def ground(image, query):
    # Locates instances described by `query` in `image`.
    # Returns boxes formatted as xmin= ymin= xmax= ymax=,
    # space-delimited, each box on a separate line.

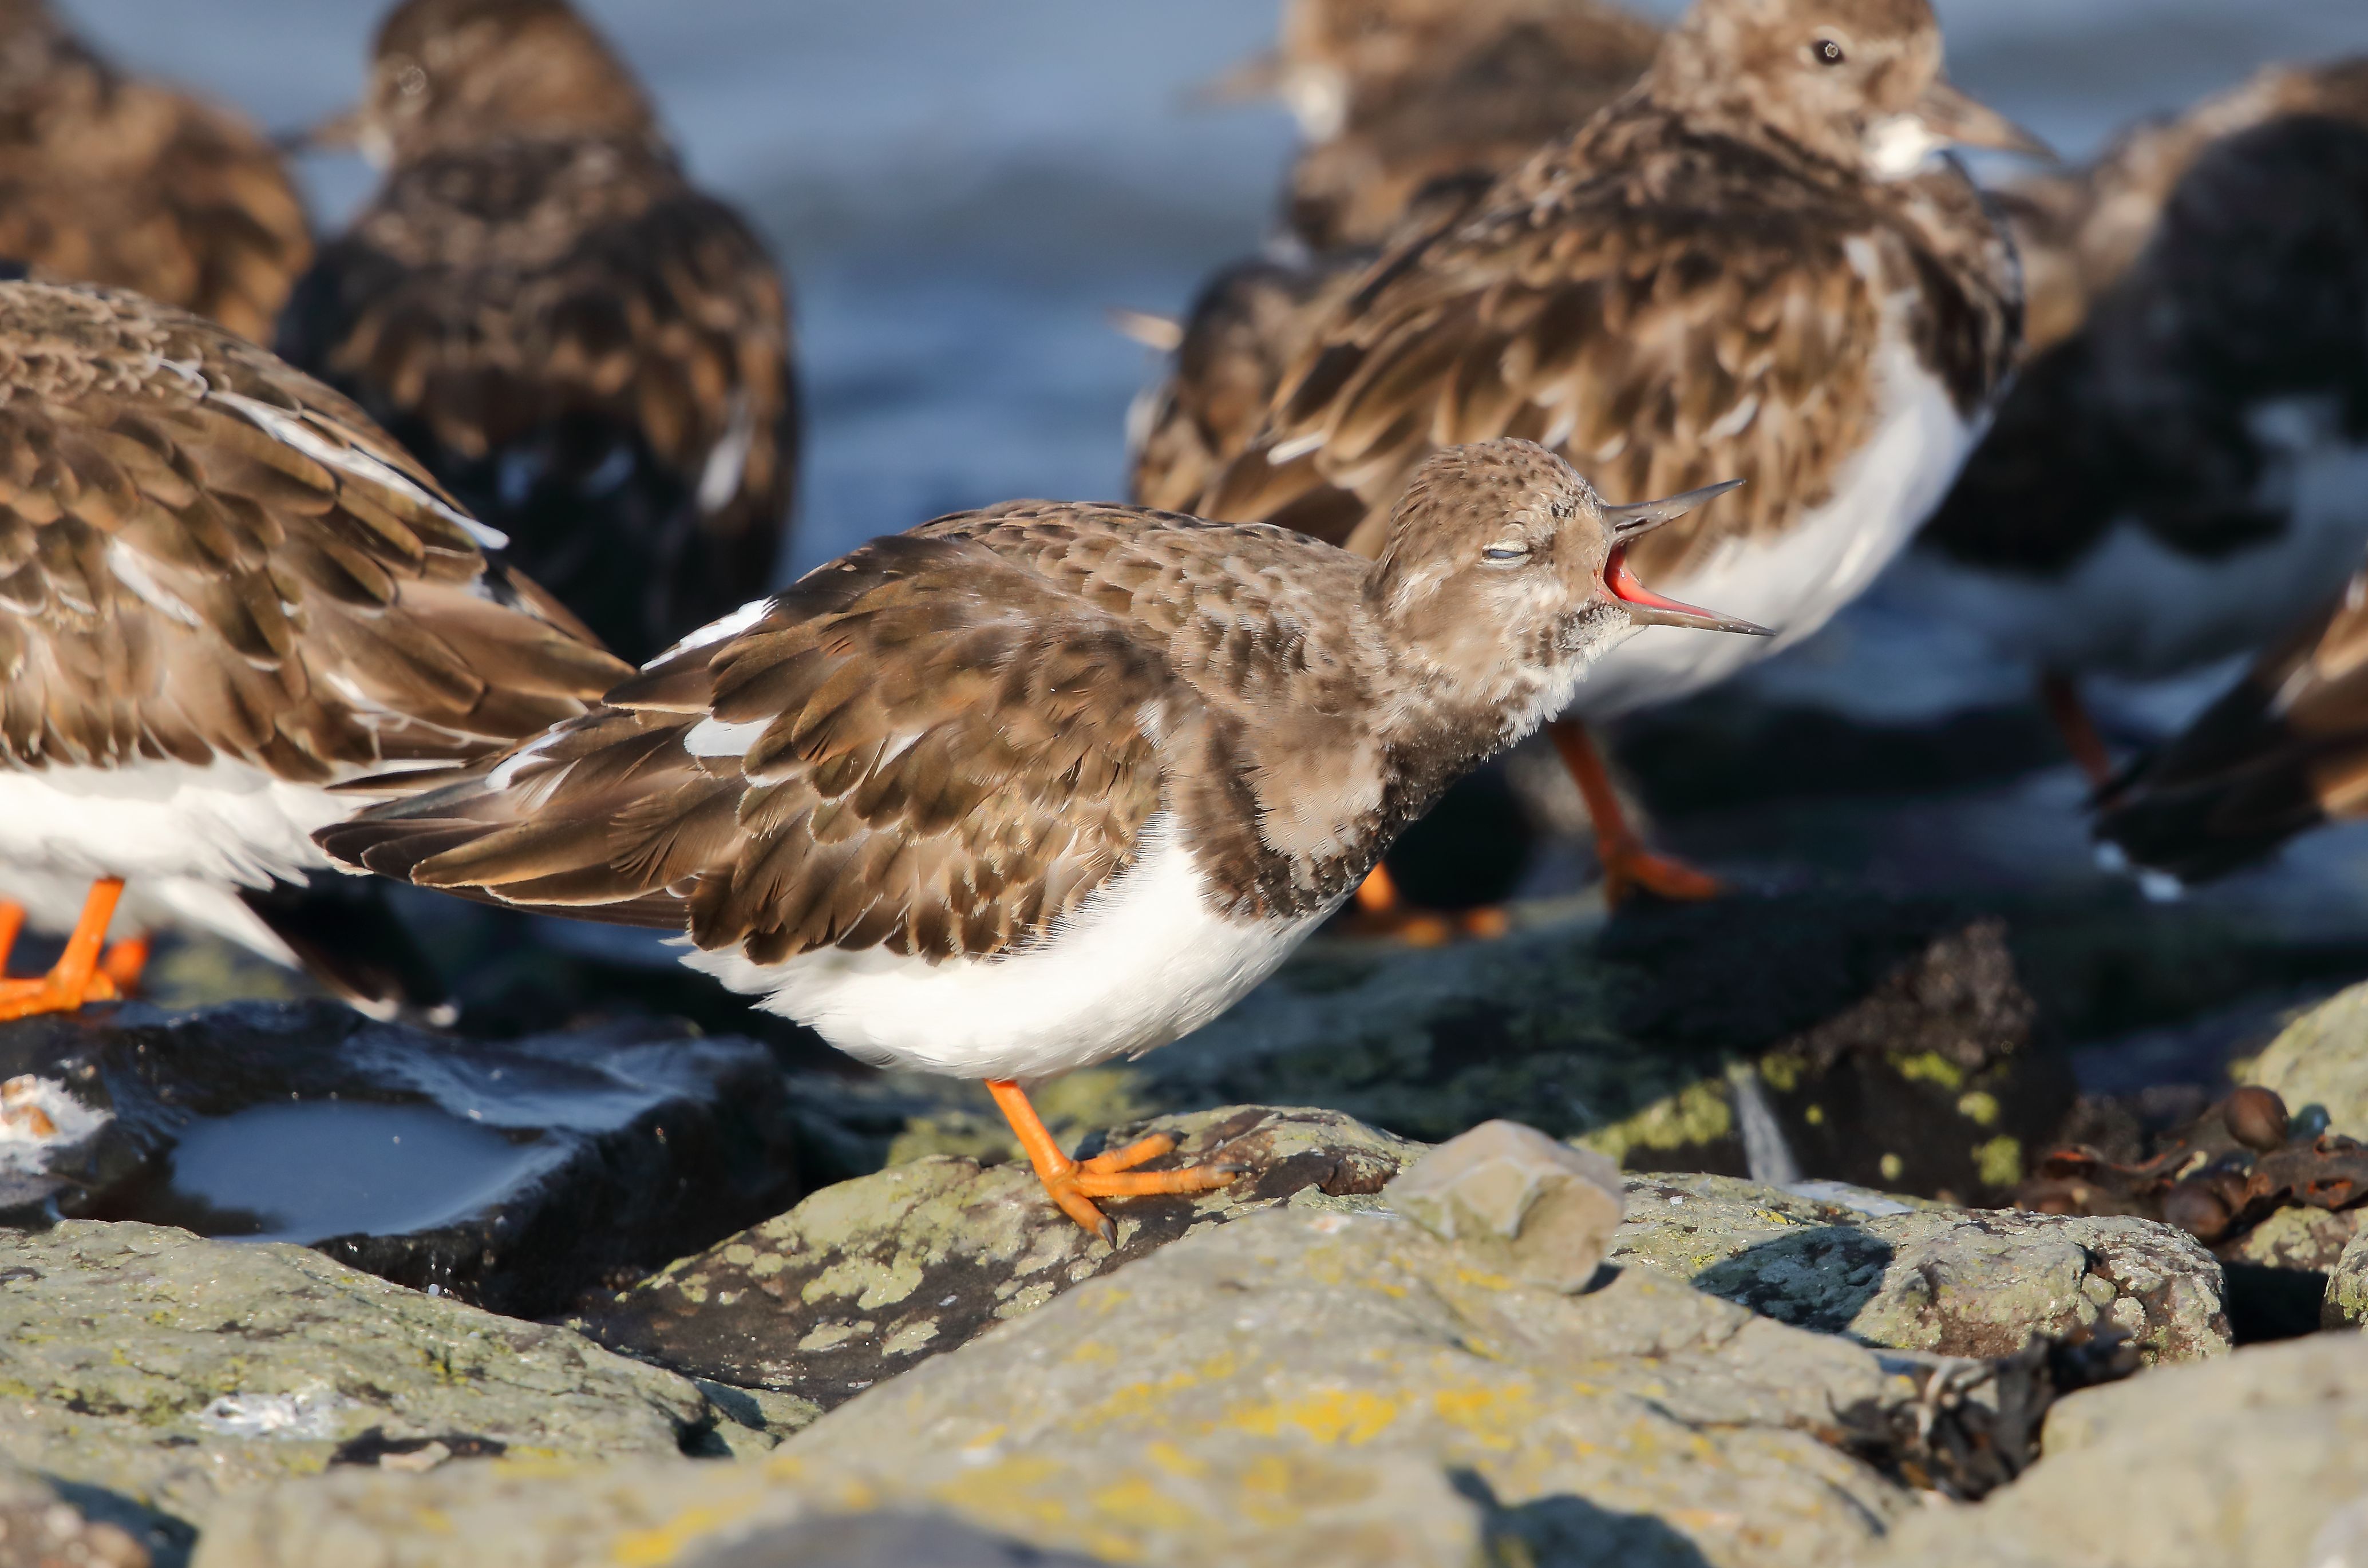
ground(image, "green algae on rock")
xmin=0 ymin=1222 xmax=722 ymax=1547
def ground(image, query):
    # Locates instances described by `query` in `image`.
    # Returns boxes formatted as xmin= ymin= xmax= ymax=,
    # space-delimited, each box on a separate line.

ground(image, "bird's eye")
xmin=396 ymin=62 xmax=428 ymax=96
xmin=1813 ymin=37 xmax=1846 ymax=65
xmin=1482 ymin=543 xmax=1531 ymax=564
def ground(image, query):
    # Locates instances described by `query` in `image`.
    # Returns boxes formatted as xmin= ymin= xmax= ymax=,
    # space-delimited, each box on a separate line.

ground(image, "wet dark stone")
xmin=0 ymin=1000 xmax=802 ymax=1318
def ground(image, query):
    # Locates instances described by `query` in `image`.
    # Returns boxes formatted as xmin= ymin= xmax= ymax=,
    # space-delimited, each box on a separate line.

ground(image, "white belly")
xmin=0 ymin=759 xmax=357 ymax=956
xmin=1571 ymin=335 xmax=1979 ymax=719
xmin=681 ymin=813 xmax=1330 ymax=1082
xmin=1888 ymin=419 xmax=2368 ymax=682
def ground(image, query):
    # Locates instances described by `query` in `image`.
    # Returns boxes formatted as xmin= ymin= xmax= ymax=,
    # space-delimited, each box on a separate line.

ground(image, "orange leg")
xmin=99 ymin=933 xmax=150 ymax=990
xmin=985 ymin=1078 xmax=1240 ymax=1242
xmin=0 ymin=877 xmax=126 ymax=1021
xmin=1548 ymin=718 xmax=1722 ymax=907
xmin=1347 ymin=863 xmax=1456 ymax=947
xmin=2039 ymin=671 xmax=2116 ymax=789
xmin=0 ymin=902 xmax=22 ymax=973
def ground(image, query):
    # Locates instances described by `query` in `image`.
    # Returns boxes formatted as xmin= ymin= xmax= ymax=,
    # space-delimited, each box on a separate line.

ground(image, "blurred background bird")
xmin=1896 ymin=58 xmax=2368 ymax=790
xmin=0 ymin=0 xmax=310 ymax=342
xmin=278 ymin=0 xmax=798 ymax=670
xmin=1138 ymin=0 xmax=2037 ymax=917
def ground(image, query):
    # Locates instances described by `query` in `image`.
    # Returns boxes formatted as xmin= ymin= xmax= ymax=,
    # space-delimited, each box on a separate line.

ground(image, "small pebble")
xmin=2224 ymin=1087 xmax=2291 ymax=1153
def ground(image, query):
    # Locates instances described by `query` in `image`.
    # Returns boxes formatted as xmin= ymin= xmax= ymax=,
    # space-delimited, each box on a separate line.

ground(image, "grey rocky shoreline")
xmin=9 ymin=884 xmax=2368 ymax=1568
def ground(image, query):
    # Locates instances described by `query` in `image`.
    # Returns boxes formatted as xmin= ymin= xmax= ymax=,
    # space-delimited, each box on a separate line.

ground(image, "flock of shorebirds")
xmin=0 ymin=0 xmax=2363 ymax=1234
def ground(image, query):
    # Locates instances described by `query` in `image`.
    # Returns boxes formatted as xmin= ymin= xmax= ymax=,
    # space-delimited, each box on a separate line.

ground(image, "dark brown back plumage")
xmin=0 ymin=279 xmax=628 ymax=784
xmin=0 ymin=0 xmax=311 ymax=342
xmin=279 ymin=0 xmax=797 ymax=668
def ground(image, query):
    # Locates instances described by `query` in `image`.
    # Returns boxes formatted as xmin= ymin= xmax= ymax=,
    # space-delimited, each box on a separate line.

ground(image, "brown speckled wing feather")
xmin=321 ymin=524 xmax=1187 ymax=965
xmin=0 ymin=283 xmax=628 ymax=781
xmin=1197 ymin=116 xmax=2015 ymax=579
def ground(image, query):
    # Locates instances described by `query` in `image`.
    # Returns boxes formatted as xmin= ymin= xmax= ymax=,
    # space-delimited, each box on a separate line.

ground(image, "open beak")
xmin=1187 ymin=49 xmax=1284 ymax=108
xmin=1599 ymin=480 xmax=1773 ymax=636
xmin=1910 ymin=78 xmax=2055 ymax=161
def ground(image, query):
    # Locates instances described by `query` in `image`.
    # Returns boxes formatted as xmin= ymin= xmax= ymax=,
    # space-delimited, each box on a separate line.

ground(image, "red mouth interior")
xmin=1604 ymin=544 xmax=1731 ymax=622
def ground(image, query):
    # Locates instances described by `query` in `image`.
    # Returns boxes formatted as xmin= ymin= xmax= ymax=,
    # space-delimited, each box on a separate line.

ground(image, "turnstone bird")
xmin=1132 ymin=0 xmax=1660 ymax=515
xmin=0 ymin=0 xmax=311 ymax=342
xmin=279 ymin=0 xmax=798 ymax=669
xmin=2093 ymin=558 xmax=2368 ymax=885
xmin=1899 ymin=60 xmax=2368 ymax=786
xmin=0 ymin=280 xmax=629 ymax=1020
xmin=317 ymin=438 xmax=1764 ymax=1236
xmin=1206 ymin=0 xmax=1662 ymax=252
xmin=1160 ymin=0 xmax=2034 ymax=904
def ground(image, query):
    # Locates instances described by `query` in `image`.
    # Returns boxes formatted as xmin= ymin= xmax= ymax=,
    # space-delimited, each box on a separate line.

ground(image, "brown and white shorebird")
xmin=1203 ymin=0 xmax=1663 ymax=253
xmin=1130 ymin=0 xmax=1661 ymax=515
xmin=0 ymin=280 xmax=628 ymax=1020
xmin=0 ymin=0 xmax=311 ymax=343
xmin=278 ymin=0 xmax=797 ymax=670
xmin=2094 ymin=556 xmax=2368 ymax=888
xmin=1896 ymin=60 xmax=2368 ymax=788
xmin=317 ymin=439 xmax=1763 ymax=1236
xmin=1144 ymin=0 xmax=2035 ymax=905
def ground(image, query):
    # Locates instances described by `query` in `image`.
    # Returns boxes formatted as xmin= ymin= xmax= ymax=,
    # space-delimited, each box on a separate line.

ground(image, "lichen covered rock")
xmin=570 ymin=1106 xmax=1419 ymax=1415
xmin=0 ymin=1222 xmax=719 ymax=1543
xmin=199 ymin=1205 xmax=2060 ymax=1568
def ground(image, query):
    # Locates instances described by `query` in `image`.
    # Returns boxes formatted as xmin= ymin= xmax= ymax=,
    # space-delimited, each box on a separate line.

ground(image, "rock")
xmin=197 ymin=1204 xmax=2074 ymax=1568
xmin=1383 ymin=1119 xmax=1623 ymax=1292
xmin=2323 ymin=1226 xmax=2368 ymax=1328
xmin=0 ymin=1459 xmax=152 ymax=1568
xmin=1616 ymin=1177 xmax=2229 ymax=1364
xmin=0 ymin=1000 xmax=801 ymax=1316
xmin=680 ymin=1514 xmax=1113 ymax=1567
xmin=571 ymin=1106 xmax=1419 ymax=1415
xmin=0 ymin=1221 xmax=726 ymax=1546
xmin=1860 ymin=1332 xmax=2368 ymax=1568
xmin=2244 ymin=980 xmax=2368 ymax=1137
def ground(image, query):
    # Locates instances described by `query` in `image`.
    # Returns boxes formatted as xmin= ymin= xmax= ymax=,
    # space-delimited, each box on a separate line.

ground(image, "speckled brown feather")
xmin=0 ymin=280 xmax=629 ymax=785
xmin=1173 ymin=0 xmax=2022 ymax=581
xmin=279 ymin=0 xmax=796 ymax=667
xmin=322 ymin=442 xmax=1648 ymax=971
xmin=0 ymin=1 xmax=311 ymax=343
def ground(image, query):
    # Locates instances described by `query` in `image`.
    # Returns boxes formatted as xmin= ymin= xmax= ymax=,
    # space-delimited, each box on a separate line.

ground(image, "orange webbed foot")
xmin=1598 ymin=843 xmax=1725 ymax=906
xmin=986 ymin=1083 xmax=1243 ymax=1241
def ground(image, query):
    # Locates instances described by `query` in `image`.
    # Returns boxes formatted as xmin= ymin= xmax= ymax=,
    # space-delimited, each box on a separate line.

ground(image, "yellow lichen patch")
xmin=1145 ymin=1440 xmax=1207 ymax=1479
xmin=1092 ymin=1353 xmax=1243 ymax=1427
xmin=1575 ymin=1078 xmax=1734 ymax=1165
xmin=802 ymin=1253 xmax=925 ymax=1312
xmin=927 ymin=1454 xmax=1076 ymax=1531
xmin=1879 ymin=1153 xmax=1905 ymax=1183
xmin=1757 ymin=1050 xmax=1807 ymax=1094
xmin=1088 ymin=1474 xmax=1199 ymax=1534
xmin=1973 ymin=1135 xmax=2023 ymax=1189
xmin=1889 ymin=1052 xmax=1967 ymax=1091
xmin=1064 ymin=1339 xmax=1121 ymax=1367
xmin=881 ymin=1318 xmax=940 ymax=1357
xmin=1228 ymin=1388 xmax=1401 ymax=1447
xmin=1234 ymin=1450 xmax=1382 ymax=1525
xmin=1805 ymin=1104 xmax=1825 ymax=1126
xmin=610 ymin=1498 xmax=774 ymax=1567
xmin=1956 ymin=1091 xmax=2001 ymax=1127
xmin=1430 ymin=1380 xmax=1539 ymax=1450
